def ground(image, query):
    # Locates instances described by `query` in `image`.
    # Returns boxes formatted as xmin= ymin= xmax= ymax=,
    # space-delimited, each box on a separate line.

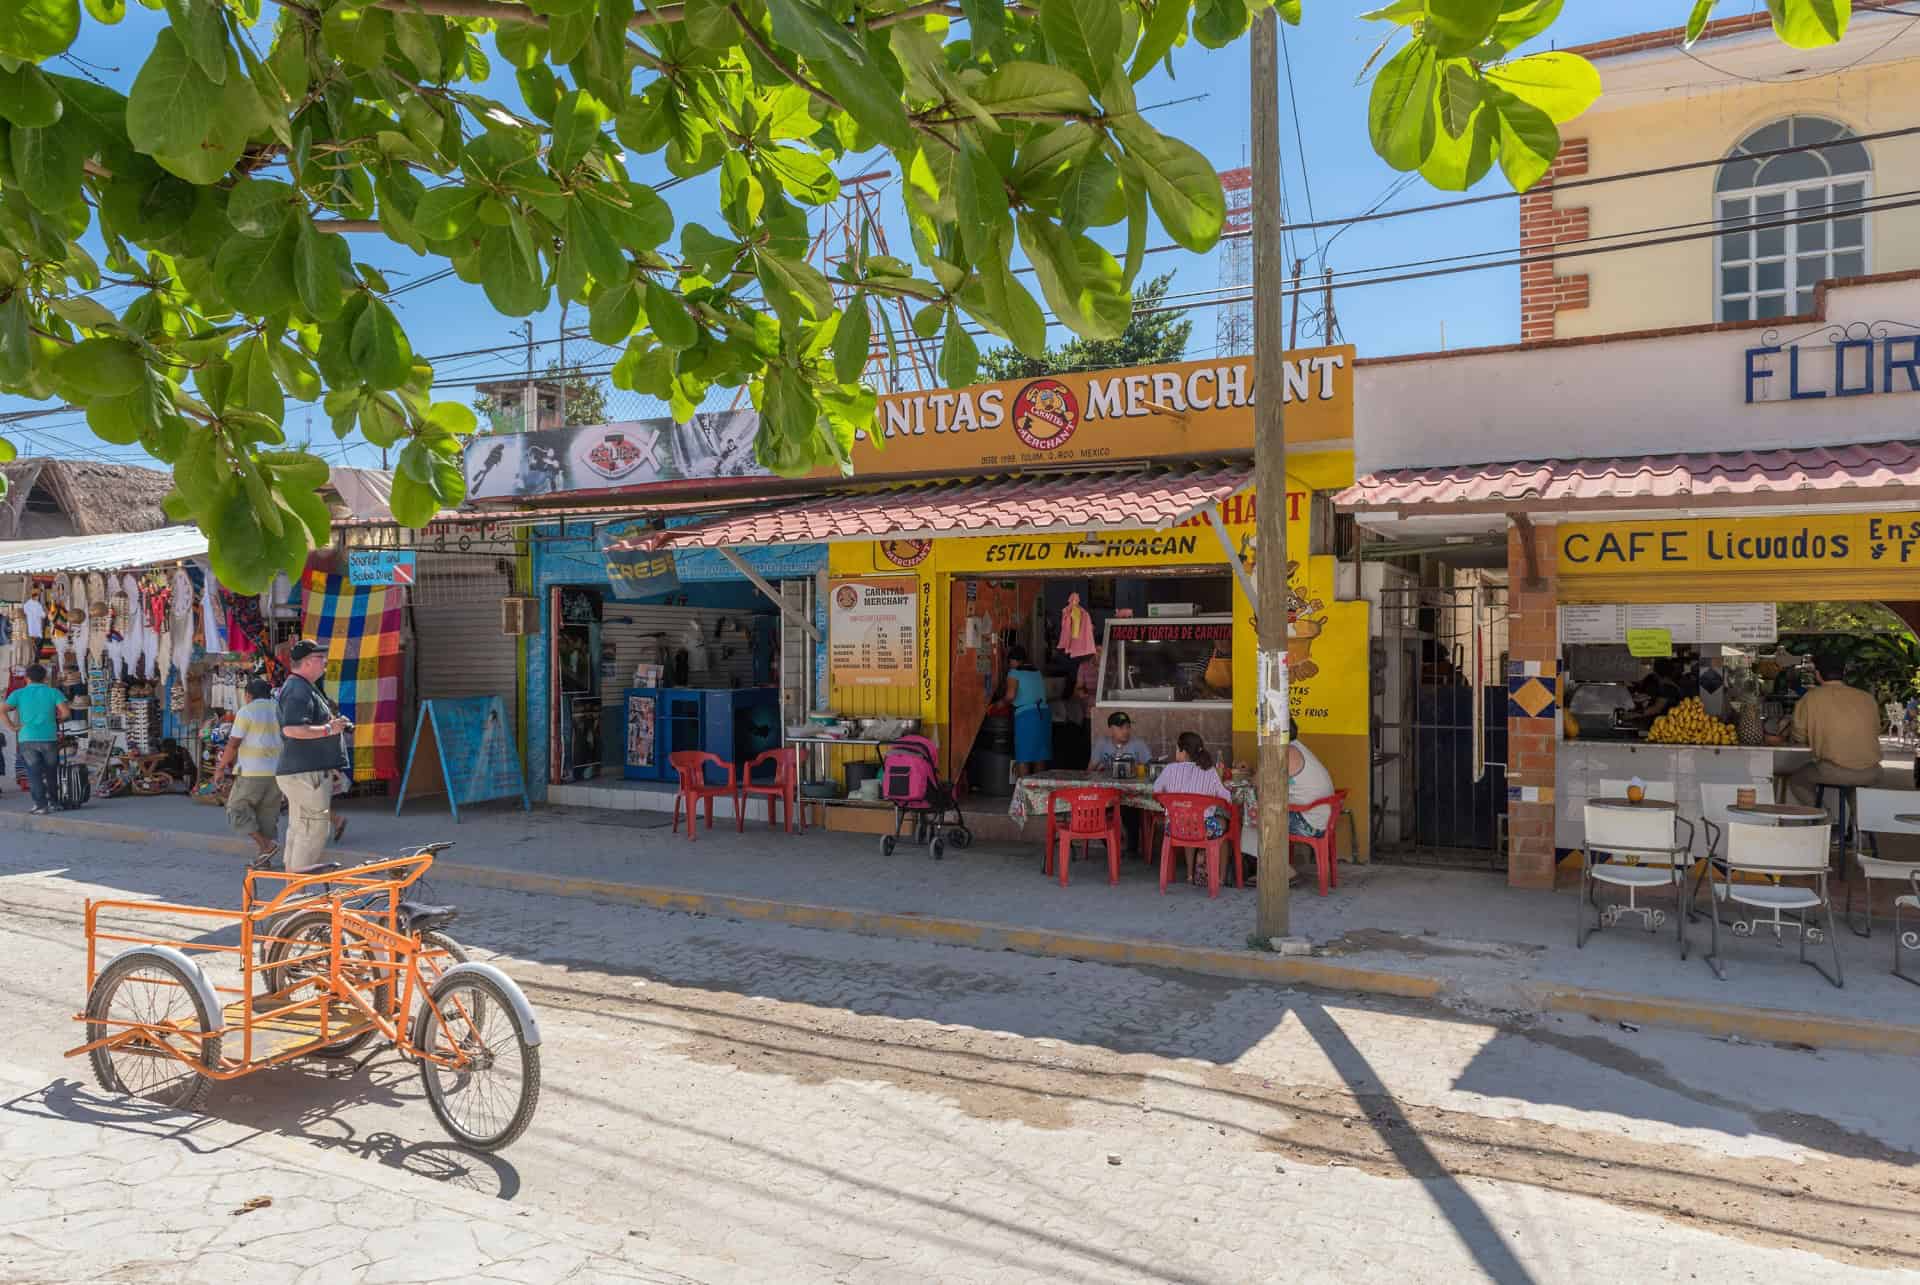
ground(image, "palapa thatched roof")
xmin=0 ymin=459 xmax=175 ymax=540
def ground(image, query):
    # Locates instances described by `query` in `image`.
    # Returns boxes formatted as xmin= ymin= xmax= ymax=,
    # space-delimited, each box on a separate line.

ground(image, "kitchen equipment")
xmin=845 ymin=761 xmax=882 ymax=794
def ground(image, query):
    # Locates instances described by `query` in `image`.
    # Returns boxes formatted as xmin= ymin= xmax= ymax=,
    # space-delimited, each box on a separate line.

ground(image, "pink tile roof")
xmin=1335 ymin=442 xmax=1920 ymax=513
xmin=651 ymin=466 xmax=1252 ymax=549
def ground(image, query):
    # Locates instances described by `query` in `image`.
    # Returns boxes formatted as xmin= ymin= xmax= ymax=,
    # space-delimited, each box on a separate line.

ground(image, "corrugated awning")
xmin=0 ymin=525 xmax=208 ymax=574
xmin=645 ymin=466 xmax=1253 ymax=550
xmin=1335 ymin=441 xmax=1920 ymax=515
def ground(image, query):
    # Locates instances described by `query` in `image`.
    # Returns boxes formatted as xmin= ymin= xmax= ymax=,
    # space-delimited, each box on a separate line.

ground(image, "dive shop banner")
xmin=1558 ymin=513 xmax=1920 ymax=575
xmin=852 ymin=348 xmax=1355 ymax=475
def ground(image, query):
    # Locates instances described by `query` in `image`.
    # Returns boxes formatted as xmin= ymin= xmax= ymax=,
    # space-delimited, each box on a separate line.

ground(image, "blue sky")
xmin=3 ymin=1 xmax=1709 ymax=470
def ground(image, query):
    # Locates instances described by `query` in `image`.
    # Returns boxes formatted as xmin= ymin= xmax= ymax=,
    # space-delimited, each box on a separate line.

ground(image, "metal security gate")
xmin=410 ymin=554 xmax=519 ymax=703
xmin=1372 ymin=581 xmax=1510 ymax=869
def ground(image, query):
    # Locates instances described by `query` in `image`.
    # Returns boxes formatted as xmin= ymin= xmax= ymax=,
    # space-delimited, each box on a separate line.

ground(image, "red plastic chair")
xmin=1157 ymin=792 xmax=1241 ymax=898
xmin=670 ymin=750 xmax=736 ymax=841
xmin=1043 ymin=787 xmax=1123 ymax=887
xmin=736 ymin=746 xmax=802 ymax=834
xmin=1288 ymin=789 xmax=1349 ymax=896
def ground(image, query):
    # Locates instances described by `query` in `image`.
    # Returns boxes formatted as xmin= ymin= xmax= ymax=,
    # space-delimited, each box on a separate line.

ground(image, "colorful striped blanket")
xmin=300 ymin=570 xmax=403 ymax=782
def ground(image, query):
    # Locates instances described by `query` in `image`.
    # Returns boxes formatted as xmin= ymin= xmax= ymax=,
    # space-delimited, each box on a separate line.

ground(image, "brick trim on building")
xmin=1506 ymin=523 xmax=1560 ymax=890
xmin=1519 ymin=140 xmax=1591 ymax=344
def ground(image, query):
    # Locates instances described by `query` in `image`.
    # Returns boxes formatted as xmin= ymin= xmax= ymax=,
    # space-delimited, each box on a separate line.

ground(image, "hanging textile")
xmin=84 ymin=573 xmax=108 ymax=670
xmin=195 ymin=559 xmax=227 ymax=654
xmin=1058 ymin=593 xmax=1096 ymax=658
xmin=299 ymin=570 xmax=404 ymax=782
xmin=169 ymin=567 xmax=195 ymax=670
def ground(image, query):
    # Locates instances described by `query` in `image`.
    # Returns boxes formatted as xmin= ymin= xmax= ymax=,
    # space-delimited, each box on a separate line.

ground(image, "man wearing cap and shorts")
xmin=276 ymin=639 xmax=351 ymax=872
xmin=1089 ymin=711 xmax=1153 ymax=856
xmin=216 ymin=678 xmax=283 ymax=858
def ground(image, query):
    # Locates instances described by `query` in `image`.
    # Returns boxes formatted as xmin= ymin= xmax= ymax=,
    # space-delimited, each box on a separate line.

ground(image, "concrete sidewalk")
xmin=0 ymin=1062 xmax=741 ymax=1284
xmin=6 ymin=790 xmax=1917 ymax=1054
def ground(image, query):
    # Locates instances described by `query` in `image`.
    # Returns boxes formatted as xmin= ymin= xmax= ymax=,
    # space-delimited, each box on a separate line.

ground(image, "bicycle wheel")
xmin=86 ymin=953 xmax=221 ymax=1110
xmin=415 ymin=973 xmax=540 ymax=1151
xmin=261 ymin=910 xmax=386 ymax=1055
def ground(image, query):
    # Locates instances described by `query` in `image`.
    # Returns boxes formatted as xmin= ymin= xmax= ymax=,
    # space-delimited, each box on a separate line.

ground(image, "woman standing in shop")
xmin=1005 ymin=645 xmax=1052 ymax=778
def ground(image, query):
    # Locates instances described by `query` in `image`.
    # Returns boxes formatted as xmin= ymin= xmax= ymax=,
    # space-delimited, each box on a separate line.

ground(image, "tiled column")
xmin=1505 ymin=523 xmax=1560 ymax=889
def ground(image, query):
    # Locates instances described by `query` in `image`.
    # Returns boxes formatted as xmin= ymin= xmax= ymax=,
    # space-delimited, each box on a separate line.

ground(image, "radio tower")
xmin=1216 ymin=167 xmax=1254 ymax=356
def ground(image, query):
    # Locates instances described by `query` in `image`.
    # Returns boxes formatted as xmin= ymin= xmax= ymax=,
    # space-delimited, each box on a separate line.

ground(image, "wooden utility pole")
xmin=1287 ymin=255 xmax=1305 ymax=349
xmin=1251 ymin=8 xmax=1291 ymax=940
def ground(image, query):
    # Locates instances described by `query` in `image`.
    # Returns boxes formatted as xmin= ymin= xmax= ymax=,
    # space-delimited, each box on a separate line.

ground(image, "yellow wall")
xmin=1558 ymin=55 xmax=1920 ymax=339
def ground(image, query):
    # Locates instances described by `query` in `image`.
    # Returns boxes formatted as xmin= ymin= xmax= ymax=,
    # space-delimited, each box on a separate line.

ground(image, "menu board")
xmin=1560 ymin=602 xmax=1778 ymax=646
xmin=828 ymin=577 xmax=919 ymax=688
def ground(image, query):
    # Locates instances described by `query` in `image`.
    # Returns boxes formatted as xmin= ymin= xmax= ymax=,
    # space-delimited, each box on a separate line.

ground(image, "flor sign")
xmin=1745 ymin=332 xmax=1920 ymax=403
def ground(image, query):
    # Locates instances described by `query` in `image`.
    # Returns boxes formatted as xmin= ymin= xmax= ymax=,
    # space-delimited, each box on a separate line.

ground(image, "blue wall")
xmin=526 ymin=521 xmax=825 ymax=798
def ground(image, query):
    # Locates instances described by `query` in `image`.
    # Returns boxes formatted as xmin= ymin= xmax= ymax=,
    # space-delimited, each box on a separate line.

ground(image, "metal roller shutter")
xmin=411 ymin=555 xmax=519 ymax=703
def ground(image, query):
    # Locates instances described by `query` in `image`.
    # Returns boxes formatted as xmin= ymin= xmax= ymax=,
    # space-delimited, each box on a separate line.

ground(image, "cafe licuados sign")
xmin=1559 ymin=513 xmax=1920 ymax=573
xmin=849 ymin=348 xmax=1355 ymax=474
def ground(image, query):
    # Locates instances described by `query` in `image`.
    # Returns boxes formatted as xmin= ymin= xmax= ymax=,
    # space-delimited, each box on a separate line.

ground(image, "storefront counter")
xmin=1555 ymin=742 xmax=1817 ymax=855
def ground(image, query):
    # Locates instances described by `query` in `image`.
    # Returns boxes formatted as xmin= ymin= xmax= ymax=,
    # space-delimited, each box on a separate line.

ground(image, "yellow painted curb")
xmin=1536 ymin=985 xmax=1920 ymax=1058
xmin=9 ymin=810 xmax=1917 ymax=1053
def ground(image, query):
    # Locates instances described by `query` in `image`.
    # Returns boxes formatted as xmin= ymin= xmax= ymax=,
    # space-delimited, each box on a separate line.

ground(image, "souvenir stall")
xmin=0 ymin=528 xmax=294 ymax=807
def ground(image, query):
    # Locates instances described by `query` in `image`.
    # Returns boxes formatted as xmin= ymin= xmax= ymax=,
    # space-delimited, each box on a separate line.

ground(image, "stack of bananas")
xmin=1647 ymin=697 xmax=1737 ymax=745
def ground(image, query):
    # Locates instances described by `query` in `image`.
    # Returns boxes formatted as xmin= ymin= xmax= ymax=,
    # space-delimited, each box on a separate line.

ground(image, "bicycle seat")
xmin=397 ymin=900 xmax=459 ymax=934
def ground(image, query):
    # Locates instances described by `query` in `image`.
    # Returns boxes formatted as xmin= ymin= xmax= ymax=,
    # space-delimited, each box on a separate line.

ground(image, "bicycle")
xmin=70 ymin=850 xmax=541 ymax=1151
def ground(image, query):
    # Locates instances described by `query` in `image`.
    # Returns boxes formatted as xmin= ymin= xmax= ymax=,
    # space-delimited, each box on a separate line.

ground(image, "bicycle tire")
xmin=414 ymin=972 xmax=540 ymax=1152
xmin=86 ymin=953 xmax=221 ymax=1110
xmin=260 ymin=910 xmax=388 ymax=1055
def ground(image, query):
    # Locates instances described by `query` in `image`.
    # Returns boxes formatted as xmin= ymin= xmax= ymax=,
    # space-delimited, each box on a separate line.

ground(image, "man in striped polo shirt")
xmin=215 ymin=678 xmax=283 ymax=859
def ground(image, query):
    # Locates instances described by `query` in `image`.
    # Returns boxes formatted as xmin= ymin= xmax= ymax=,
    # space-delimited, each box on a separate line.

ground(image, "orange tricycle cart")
xmin=66 ymin=850 xmax=541 ymax=1151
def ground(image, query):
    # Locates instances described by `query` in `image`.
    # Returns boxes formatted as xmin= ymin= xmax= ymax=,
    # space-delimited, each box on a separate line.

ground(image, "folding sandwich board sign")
xmin=395 ymin=696 xmax=531 ymax=821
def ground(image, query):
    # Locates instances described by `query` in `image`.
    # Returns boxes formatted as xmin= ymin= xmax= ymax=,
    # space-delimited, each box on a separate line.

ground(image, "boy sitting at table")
xmin=1090 ymin=711 xmax=1153 ymax=855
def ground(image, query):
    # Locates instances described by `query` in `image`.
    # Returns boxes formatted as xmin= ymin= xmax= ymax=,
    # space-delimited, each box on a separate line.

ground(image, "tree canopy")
xmin=978 ymin=270 xmax=1191 ymax=382
xmin=0 ymin=0 xmax=1864 ymax=588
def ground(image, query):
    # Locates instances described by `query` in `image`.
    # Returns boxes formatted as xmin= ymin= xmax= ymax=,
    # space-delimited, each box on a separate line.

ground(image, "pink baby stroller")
xmin=878 ymin=735 xmax=973 ymax=859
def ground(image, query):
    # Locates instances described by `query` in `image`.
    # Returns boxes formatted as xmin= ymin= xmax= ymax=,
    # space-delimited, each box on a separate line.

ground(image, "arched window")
xmin=1716 ymin=116 xmax=1870 ymax=321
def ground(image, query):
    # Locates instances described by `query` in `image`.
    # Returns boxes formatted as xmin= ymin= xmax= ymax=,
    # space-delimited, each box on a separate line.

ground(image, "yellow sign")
xmin=847 ymin=349 xmax=1355 ymax=476
xmin=1558 ymin=513 xmax=1920 ymax=575
xmin=1626 ymin=628 xmax=1673 ymax=658
xmin=827 ymin=577 xmax=919 ymax=688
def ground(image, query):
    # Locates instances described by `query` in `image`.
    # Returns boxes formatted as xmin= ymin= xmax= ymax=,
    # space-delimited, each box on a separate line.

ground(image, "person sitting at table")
xmin=1155 ymin=732 xmax=1231 ymax=801
xmin=1089 ymin=711 xmax=1151 ymax=773
xmin=1773 ymin=653 xmax=1883 ymax=807
xmin=1005 ymin=645 xmax=1051 ymax=777
xmin=1287 ymin=737 xmax=1336 ymax=838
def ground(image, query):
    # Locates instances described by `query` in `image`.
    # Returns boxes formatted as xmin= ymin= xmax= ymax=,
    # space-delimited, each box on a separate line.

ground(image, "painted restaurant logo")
xmin=1010 ymin=379 xmax=1080 ymax=451
xmin=879 ymin=538 xmax=932 ymax=569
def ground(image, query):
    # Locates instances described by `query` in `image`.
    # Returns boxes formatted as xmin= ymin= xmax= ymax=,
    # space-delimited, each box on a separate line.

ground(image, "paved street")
xmin=3 ymin=829 xmax=1918 ymax=1283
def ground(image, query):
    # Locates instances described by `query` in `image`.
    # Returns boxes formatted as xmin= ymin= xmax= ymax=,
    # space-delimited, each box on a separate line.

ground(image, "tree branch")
xmin=729 ymin=3 xmax=845 ymax=117
xmin=316 ymin=219 xmax=384 ymax=233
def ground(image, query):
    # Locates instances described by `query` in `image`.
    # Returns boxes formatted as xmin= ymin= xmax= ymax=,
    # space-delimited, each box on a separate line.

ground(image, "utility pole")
xmin=1287 ymin=255 xmax=1305 ymax=349
xmin=1251 ymin=8 xmax=1292 ymax=940
xmin=1322 ymin=266 xmax=1338 ymax=345
xmin=521 ymin=320 xmax=535 ymax=434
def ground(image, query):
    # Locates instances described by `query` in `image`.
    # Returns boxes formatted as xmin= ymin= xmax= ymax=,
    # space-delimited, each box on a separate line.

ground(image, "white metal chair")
xmin=1896 ymin=871 xmax=1920 ymax=987
xmin=1707 ymin=822 xmax=1842 ymax=988
xmin=1688 ymin=781 xmax=1773 ymax=920
xmin=1847 ymin=788 xmax=1920 ymax=944
xmin=1579 ymin=804 xmax=1693 ymax=959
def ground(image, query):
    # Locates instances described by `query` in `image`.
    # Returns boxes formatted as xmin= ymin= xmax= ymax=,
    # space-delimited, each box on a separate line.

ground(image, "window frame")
xmin=1714 ymin=117 xmax=1871 ymax=323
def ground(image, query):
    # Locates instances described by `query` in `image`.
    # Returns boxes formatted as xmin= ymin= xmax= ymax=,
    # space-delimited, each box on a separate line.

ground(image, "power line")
xmin=1277 ymin=22 xmax=1324 ymax=276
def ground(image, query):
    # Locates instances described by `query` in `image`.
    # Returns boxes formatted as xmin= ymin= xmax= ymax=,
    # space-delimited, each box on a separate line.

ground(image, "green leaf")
xmin=550 ymin=87 xmax=610 ymax=173
xmin=1368 ymin=40 xmax=1438 ymax=172
xmin=1486 ymin=0 xmax=1564 ymax=55
xmin=1040 ymin=0 xmax=1122 ymax=88
xmin=280 ymin=483 xmax=332 ymax=546
xmin=762 ymin=147 xmax=840 ymax=205
xmin=226 ymin=176 xmax=295 ymax=237
xmin=1685 ymin=0 xmax=1719 ymax=45
xmin=833 ymin=293 xmax=870 ymax=385
xmin=565 ymin=198 xmax=626 ymax=287
xmin=1112 ymin=121 xmax=1225 ymax=253
xmin=164 ymin=0 xmax=227 ymax=86
xmin=1421 ymin=98 xmax=1496 ymax=190
xmin=12 ymin=121 xmax=84 ymax=213
xmin=147 ymin=50 xmax=263 ymax=184
xmin=414 ymin=185 xmax=484 ymax=241
xmin=127 ymin=28 xmax=222 ymax=159
xmin=294 ymin=219 xmax=347 ymax=321
xmin=0 ymin=294 xmax=29 ymax=385
xmin=978 ymin=60 xmax=1096 ymax=116
xmin=641 ymin=280 xmax=697 ymax=350
xmin=214 ymin=214 xmax=300 ymax=317
xmin=0 ymin=65 xmax=62 ymax=128
xmin=1129 ymin=0 xmax=1188 ymax=82
xmin=589 ymin=276 xmax=641 ymax=344
xmin=358 ymin=392 xmax=409 ymax=447
xmin=955 ymin=136 xmax=1014 ymax=265
xmin=764 ymin=0 xmax=866 ymax=64
xmin=1484 ymin=51 xmax=1600 ymax=125
xmin=1767 ymin=0 xmax=1850 ymax=48
xmin=54 ymin=338 xmax=144 ymax=397
xmin=755 ymin=251 xmax=833 ymax=327
xmin=1361 ymin=0 xmax=1425 ymax=20
xmin=0 ymin=0 xmax=81 ymax=62
xmin=939 ymin=311 xmax=978 ymax=389
xmin=1059 ymin=152 xmax=1124 ymax=231
xmin=1438 ymin=62 xmax=1481 ymax=139
xmin=389 ymin=456 xmax=461 ymax=527
xmin=1016 ymin=212 xmax=1130 ymax=341
xmin=1487 ymin=84 xmax=1559 ymax=191
xmin=349 ymin=297 xmax=414 ymax=390
xmin=805 ymin=45 xmax=912 ymax=150
xmin=229 ymin=337 xmax=285 ymax=425
xmin=1421 ymin=0 xmax=1503 ymax=56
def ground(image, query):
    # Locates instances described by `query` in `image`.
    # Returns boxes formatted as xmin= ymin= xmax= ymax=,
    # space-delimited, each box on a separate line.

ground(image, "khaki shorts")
xmin=225 ymin=774 xmax=283 ymax=838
